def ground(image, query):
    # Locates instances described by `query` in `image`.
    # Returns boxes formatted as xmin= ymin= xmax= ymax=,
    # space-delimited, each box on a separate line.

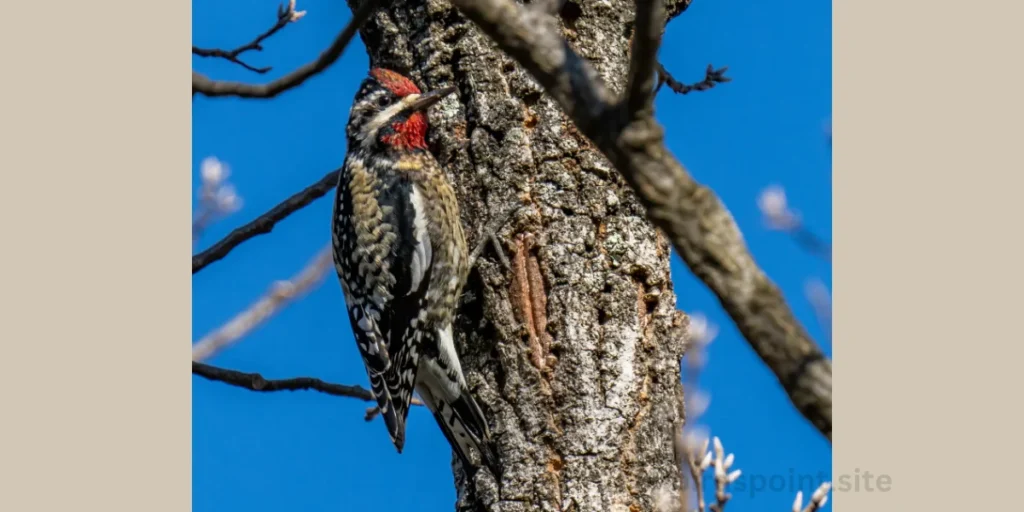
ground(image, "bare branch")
xmin=193 ymin=361 xmax=376 ymax=400
xmin=192 ymin=1 xmax=306 ymax=74
xmin=449 ymin=0 xmax=831 ymax=441
xmin=193 ymin=361 xmax=426 ymax=413
xmin=192 ymin=168 xmax=338 ymax=274
xmin=656 ymin=63 xmax=731 ymax=95
xmin=192 ymin=0 xmax=376 ymax=99
xmin=624 ymin=0 xmax=665 ymax=114
xmin=192 ymin=246 xmax=334 ymax=361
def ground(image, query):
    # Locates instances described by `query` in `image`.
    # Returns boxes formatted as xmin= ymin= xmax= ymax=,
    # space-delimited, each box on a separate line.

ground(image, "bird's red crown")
xmin=371 ymin=68 xmax=422 ymax=97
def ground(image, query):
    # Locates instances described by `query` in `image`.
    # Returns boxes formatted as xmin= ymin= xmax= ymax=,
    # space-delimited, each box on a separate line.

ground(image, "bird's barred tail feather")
xmin=381 ymin=351 xmax=421 ymax=453
xmin=419 ymin=385 xmax=500 ymax=477
xmin=368 ymin=371 xmax=406 ymax=452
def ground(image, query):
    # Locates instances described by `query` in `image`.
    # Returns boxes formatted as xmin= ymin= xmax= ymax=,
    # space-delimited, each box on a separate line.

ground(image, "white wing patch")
xmin=415 ymin=324 xmax=465 ymax=402
xmin=407 ymin=185 xmax=433 ymax=295
xmin=436 ymin=323 xmax=465 ymax=389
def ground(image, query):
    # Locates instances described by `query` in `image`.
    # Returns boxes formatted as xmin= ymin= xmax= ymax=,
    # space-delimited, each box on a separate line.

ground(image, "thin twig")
xmin=656 ymin=63 xmax=731 ymax=95
xmin=490 ymin=234 xmax=511 ymax=270
xmin=686 ymin=436 xmax=710 ymax=512
xmin=790 ymin=226 xmax=832 ymax=263
xmin=468 ymin=205 xmax=518 ymax=269
xmin=192 ymin=246 xmax=334 ymax=361
xmin=624 ymin=0 xmax=664 ymax=114
xmin=192 ymin=0 xmax=377 ymax=99
xmin=192 ymin=168 xmax=339 ymax=274
xmin=192 ymin=1 xmax=305 ymax=74
xmin=757 ymin=185 xmax=831 ymax=262
xmin=192 ymin=362 xmax=426 ymax=410
xmin=193 ymin=361 xmax=375 ymax=400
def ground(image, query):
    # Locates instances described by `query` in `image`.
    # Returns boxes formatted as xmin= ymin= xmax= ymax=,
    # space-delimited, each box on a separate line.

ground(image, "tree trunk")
xmin=354 ymin=1 xmax=690 ymax=510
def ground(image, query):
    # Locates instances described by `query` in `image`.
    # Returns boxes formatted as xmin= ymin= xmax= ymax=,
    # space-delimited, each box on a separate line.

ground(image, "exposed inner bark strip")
xmin=510 ymin=233 xmax=555 ymax=375
xmin=510 ymin=233 xmax=546 ymax=372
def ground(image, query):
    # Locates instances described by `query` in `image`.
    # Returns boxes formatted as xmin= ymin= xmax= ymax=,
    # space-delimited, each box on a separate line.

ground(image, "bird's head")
xmin=346 ymin=68 xmax=456 ymax=151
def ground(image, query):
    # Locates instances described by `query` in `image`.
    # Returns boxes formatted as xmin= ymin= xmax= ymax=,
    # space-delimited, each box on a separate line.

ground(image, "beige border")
xmin=0 ymin=1 xmax=189 ymax=510
xmin=833 ymin=1 xmax=1022 ymax=510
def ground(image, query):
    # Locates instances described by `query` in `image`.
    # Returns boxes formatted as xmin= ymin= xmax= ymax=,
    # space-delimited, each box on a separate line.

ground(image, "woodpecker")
xmin=331 ymin=68 xmax=497 ymax=475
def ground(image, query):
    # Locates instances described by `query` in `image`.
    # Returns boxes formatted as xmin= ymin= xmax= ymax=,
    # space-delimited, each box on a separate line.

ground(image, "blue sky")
xmin=192 ymin=0 xmax=831 ymax=510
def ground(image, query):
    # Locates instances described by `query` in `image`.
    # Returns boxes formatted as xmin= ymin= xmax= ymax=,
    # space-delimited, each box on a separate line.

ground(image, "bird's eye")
xmin=377 ymin=96 xmax=389 ymax=107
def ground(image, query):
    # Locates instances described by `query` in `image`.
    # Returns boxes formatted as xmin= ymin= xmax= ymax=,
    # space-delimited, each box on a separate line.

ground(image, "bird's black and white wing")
xmin=331 ymin=155 xmax=433 ymax=451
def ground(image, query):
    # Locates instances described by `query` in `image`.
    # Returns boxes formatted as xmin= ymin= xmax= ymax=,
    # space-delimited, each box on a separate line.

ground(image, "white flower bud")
xmin=699 ymin=451 xmax=713 ymax=470
xmin=757 ymin=185 xmax=799 ymax=229
xmin=688 ymin=313 xmax=719 ymax=346
xmin=200 ymin=157 xmax=227 ymax=185
xmin=811 ymin=482 xmax=831 ymax=503
xmin=689 ymin=391 xmax=711 ymax=418
xmin=758 ymin=185 xmax=787 ymax=217
xmin=216 ymin=185 xmax=242 ymax=213
xmin=683 ymin=427 xmax=709 ymax=454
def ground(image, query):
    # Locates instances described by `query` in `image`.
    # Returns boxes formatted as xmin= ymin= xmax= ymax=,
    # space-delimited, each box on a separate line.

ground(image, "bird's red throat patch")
xmin=371 ymin=68 xmax=429 ymax=150
xmin=381 ymin=113 xmax=429 ymax=150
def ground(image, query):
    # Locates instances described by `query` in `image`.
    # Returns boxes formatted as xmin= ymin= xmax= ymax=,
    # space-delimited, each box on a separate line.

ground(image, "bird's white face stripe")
xmin=408 ymin=184 xmax=432 ymax=295
xmin=358 ymin=93 xmax=423 ymax=148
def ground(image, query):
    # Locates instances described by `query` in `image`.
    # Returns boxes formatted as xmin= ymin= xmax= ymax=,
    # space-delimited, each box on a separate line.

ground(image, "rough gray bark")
xmin=351 ymin=0 xmax=691 ymax=510
xmin=445 ymin=0 xmax=831 ymax=441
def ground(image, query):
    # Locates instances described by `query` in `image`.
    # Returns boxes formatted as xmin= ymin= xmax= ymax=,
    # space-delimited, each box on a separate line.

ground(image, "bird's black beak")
xmin=406 ymin=86 xmax=457 ymax=113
